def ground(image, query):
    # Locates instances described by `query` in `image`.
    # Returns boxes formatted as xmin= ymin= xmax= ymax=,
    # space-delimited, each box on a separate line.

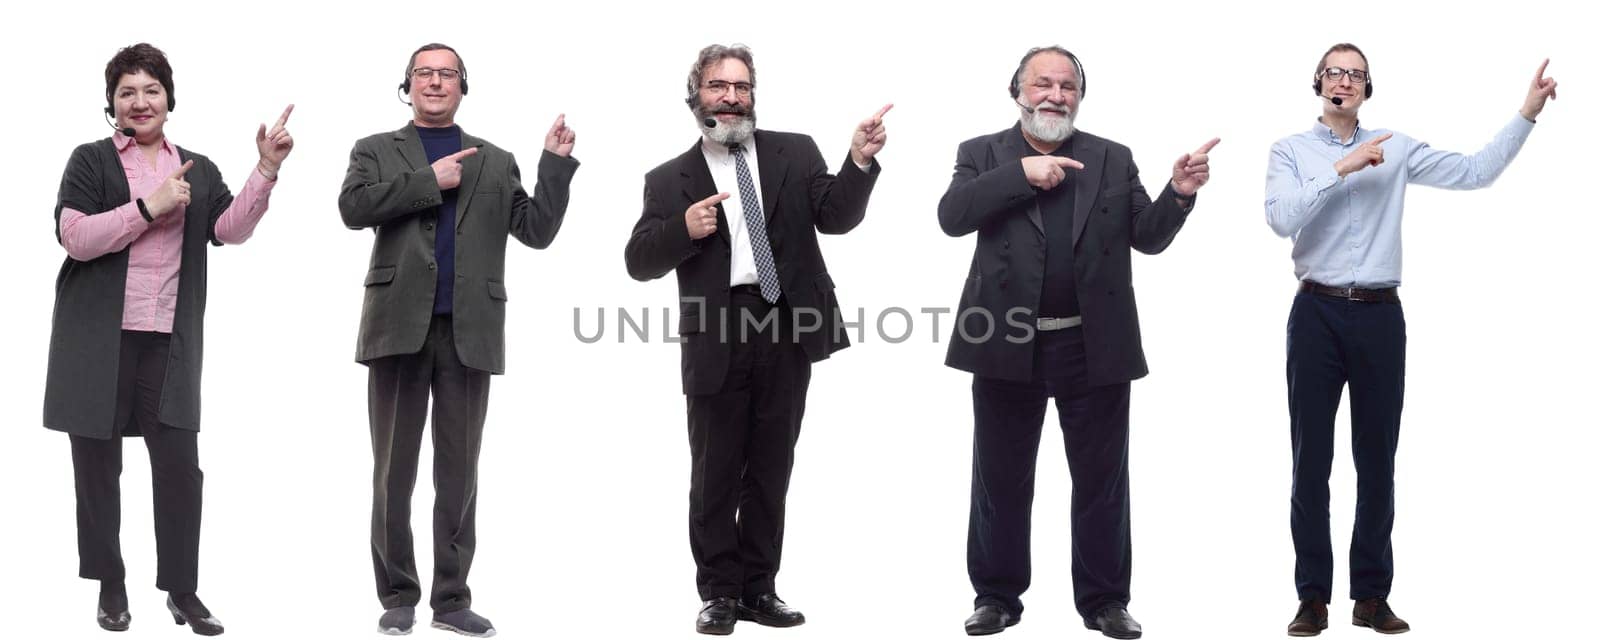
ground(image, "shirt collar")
xmin=1312 ymin=117 xmax=1362 ymax=147
xmin=112 ymin=130 xmax=176 ymax=155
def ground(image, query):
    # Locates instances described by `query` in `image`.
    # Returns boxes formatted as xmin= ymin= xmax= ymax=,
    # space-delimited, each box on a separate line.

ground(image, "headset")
xmin=1311 ymin=45 xmax=1373 ymax=99
xmin=1009 ymin=46 xmax=1086 ymax=100
xmin=397 ymin=44 xmax=469 ymax=105
xmin=104 ymin=77 xmax=174 ymax=136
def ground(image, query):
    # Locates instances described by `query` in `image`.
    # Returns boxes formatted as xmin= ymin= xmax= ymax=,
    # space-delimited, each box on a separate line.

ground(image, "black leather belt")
xmin=1300 ymin=280 xmax=1400 ymax=303
xmin=730 ymin=284 xmax=763 ymax=297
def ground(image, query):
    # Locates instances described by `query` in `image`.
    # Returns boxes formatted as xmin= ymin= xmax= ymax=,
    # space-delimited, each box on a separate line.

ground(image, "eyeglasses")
xmin=703 ymin=80 xmax=753 ymax=97
xmin=411 ymin=67 xmax=463 ymax=83
xmin=1320 ymin=67 xmax=1369 ymax=84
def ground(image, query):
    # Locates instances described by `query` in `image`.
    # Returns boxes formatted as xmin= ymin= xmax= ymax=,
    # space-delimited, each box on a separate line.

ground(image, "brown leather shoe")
xmin=1287 ymin=600 xmax=1328 ymax=636
xmin=1352 ymin=598 xmax=1410 ymax=634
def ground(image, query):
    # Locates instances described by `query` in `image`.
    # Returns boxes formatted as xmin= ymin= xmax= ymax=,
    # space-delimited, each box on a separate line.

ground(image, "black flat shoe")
xmin=1085 ymin=606 xmax=1142 ymax=639
xmin=964 ymin=604 xmax=1018 ymax=635
xmin=167 ymin=595 xmax=224 ymax=636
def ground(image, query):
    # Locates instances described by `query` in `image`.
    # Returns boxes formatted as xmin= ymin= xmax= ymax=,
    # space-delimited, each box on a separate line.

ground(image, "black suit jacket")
xmin=939 ymin=123 xmax=1193 ymax=386
xmin=339 ymin=123 xmax=579 ymax=374
xmin=625 ymin=130 xmax=879 ymax=395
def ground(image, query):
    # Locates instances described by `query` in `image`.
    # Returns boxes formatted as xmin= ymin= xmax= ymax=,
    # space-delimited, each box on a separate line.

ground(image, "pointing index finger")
xmin=171 ymin=159 xmax=195 ymax=178
xmin=873 ymin=103 xmax=894 ymax=120
xmin=1194 ymin=137 xmax=1221 ymax=155
xmin=1370 ymin=132 xmax=1395 ymax=146
xmin=275 ymin=104 xmax=294 ymax=128
xmin=548 ymin=113 xmax=566 ymax=137
xmin=1054 ymin=156 xmax=1085 ymax=170
xmin=1535 ymin=58 xmax=1550 ymax=81
xmin=697 ymin=192 xmax=732 ymax=208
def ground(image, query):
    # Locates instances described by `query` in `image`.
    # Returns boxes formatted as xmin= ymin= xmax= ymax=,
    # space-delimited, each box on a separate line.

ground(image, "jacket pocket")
xmin=364 ymin=266 xmax=396 ymax=286
xmin=487 ymin=280 xmax=508 ymax=301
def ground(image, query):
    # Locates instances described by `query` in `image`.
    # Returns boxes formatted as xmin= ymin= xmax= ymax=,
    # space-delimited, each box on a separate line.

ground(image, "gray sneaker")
xmin=431 ymin=609 xmax=496 ymax=638
xmin=377 ymin=606 xmax=415 ymax=635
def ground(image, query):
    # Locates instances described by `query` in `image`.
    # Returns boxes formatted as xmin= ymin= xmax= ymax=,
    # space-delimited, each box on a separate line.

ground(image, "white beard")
xmin=1020 ymin=102 xmax=1075 ymax=143
xmin=701 ymin=113 xmax=755 ymax=145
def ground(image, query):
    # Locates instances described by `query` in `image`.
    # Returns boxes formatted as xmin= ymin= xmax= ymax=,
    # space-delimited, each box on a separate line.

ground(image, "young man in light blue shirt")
xmin=1264 ymin=42 xmax=1557 ymax=637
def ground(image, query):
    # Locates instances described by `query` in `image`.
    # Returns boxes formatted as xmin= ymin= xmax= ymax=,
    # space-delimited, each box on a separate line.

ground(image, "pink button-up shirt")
xmin=58 ymin=132 xmax=275 ymax=333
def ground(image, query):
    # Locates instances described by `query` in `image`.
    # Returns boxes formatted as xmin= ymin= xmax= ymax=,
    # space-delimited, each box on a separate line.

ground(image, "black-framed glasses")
xmin=1320 ymin=67 xmax=1369 ymax=84
xmin=703 ymin=80 xmax=753 ymax=97
xmin=411 ymin=67 xmax=463 ymax=83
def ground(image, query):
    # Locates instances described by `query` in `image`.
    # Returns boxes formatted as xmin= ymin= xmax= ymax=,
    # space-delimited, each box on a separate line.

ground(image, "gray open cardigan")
xmin=45 ymin=137 xmax=238 ymax=439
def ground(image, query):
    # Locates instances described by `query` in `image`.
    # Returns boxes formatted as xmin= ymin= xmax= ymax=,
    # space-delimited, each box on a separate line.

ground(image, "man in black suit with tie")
xmin=624 ymin=43 xmax=887 ymax=636
xmin=339 ymin=43 xmax=579 ymax=638
xmin=940 ymin=46 xmax=1218 ymax=639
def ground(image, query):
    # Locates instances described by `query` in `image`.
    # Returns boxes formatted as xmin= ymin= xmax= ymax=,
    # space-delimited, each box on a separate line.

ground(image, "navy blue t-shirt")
xmin=416 ymin=125 xmax=461 ymax=316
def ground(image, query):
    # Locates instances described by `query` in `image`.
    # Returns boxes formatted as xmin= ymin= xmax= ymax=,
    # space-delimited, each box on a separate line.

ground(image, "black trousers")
xmin=686 ymin=289 xmax=812 ymax=601
xmin=70 ymin=330 xmax=202 ymax=593
xmin=968 ymin=327 xmax=1132 ymax=619
xmin=1286 ymin=291 xmax=1406 ymax=603
xmin=368 ymin=315 xmax=491 ymax=613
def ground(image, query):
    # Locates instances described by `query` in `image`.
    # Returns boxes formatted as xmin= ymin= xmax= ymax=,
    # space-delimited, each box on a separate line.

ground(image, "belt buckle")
xmin=1341 ymin=286 xmax=1356 ymax=300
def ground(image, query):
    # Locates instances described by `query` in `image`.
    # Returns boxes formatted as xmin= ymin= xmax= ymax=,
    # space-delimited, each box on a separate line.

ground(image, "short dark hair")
xmin=685 ymin=44 xmax=755 ymax=107
xmin=104 ymin=43 xmax=175 ymax=112
xmin=403 ymin=43 xmax=468 ymax=93
xmin=1313 ymin=42 xmax=1373 ymax=98
xmin=1316 ymin=42 xmax=1369 ymax=75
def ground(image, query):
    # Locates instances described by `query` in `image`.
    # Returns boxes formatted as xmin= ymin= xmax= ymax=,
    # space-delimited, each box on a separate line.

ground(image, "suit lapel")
xmin=393 ymin=123 xmax=429 ymax=173
xmin=679 ymin=141 xmax=728 ymax=246
xmin=1071 ymin=135 xmax=1105 ymax=248
xmin=455 ymin=130 xmax=484 ymax=229
xmin=992 ymin=125 xmax=1044 ymax=235
xmin=753 ymin=131 xmax=786 ymax=223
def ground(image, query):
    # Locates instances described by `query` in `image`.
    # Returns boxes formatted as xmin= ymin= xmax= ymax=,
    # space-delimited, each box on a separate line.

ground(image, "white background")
xmin=4 ymin=1 xmax=1596 ymax=639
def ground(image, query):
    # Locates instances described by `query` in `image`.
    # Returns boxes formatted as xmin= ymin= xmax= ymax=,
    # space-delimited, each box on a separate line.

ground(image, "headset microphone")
xmin=103 ymin=109 xmax=135 ymax=137
xmin=702 ymin=116 xmax=716 ymax=128
xmin=1331 ymin=96 xmax=1344 ymax=106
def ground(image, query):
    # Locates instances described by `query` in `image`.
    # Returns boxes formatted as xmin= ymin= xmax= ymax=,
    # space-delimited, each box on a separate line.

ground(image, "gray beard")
xmin=1020 ymin=103 xmax=1075 ymax=144
xmin=700 ymin=111 xmax=755 ymax=145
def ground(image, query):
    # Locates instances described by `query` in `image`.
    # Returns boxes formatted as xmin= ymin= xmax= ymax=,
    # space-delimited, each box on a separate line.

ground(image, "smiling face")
xmin=112 ymin=70 xmax=168 ymax=143
xmin=1018 ymin=51 xmax=1081 ymax=145
xmin=1318 ymin=49 xmax=1369 ymax=114
xmin=409 ymin=48 xmax=464 ymax=127
xmin=694 ymin=57 xmax=756 ymax=145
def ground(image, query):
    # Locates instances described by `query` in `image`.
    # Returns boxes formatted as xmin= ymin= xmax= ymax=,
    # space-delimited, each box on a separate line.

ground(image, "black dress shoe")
xmin=167 ymin=594 xmax=224 ymax=636
xmin=1352 ymin=598 xmax=1410 ymax=634
xmin=1288 ymin=599 xmax=1329 ymax=636
xmin=964 ymin=605 xmax=1018 ymax=636
xmin=696 ymin=597 xmax=737 ymax=635
xmin=736 ymin=593 xmax=805 ymax=627
xmin=97 ymin=581 xmax=130 ymax=632
xmin=1086 ymin=606 xmax=1142 ymax=639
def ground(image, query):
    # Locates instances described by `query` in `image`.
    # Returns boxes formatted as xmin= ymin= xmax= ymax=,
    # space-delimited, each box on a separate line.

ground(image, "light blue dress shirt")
xmin=1265 ymin=114 xmax=1535 ymax=288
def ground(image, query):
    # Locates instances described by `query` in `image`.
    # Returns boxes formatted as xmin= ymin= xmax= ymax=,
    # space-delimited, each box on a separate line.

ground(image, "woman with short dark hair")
xmin=45 ymin=42 xmax=294 ymax=636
